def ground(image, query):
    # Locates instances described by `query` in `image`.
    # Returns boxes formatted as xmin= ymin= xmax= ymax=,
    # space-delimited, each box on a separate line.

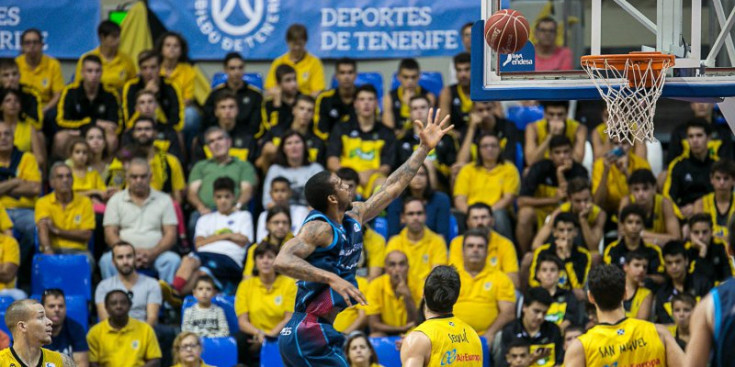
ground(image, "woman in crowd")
xmin=171 ymin=331 xmax=211 ymax=367
xmin=0 ymin=88 xmax=45 ymax=171
xmin=262 ymin=130 xmax=323 ymax=208
xmin=387 ymin=163 xmax=451 ymax=243
xmin=234 ymin=242 xmax=297 ymax=366
xmin=244 ymin=205 xmax=293 ymax=276
xmin=344 ymin=331 xmax=383 ymax=367
xmin=85 ymin=125 xmax=113 ymax=181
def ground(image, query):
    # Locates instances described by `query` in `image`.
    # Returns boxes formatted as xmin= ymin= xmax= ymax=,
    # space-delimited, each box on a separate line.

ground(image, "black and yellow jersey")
xmin=498 ymin=319 xmax=564 ymax=367
xmin=193 ymin=124 xmax=257 ymax=164
xmin=529 ymin=242 xmax=591 ymax=290
xmin=314 ymin=88 xmax=355 ymax=141
xmin=122 ymin=76 xmax=184 ymax=131
xmin=559 ymin=201 xmax=603 ymax=226
xmin=685 ymin=238 xmax=735 ymax=284
xmin=448 ymin=84 xmax=472 ymax=133
xmin=326 ymin=119 xmax=397 ymax=173
xmin=545 ymin=288 xmax=583 ymax=327
xmin=534 ymin=118 xmax=581 ymax=159
xmin=16 ymin=84 xmax=43 ymax=130
xmin=202 ymin=82 xmax=264 ymax=137
xmin=57 ymin=80 xmax=121 ymax=132
xmin=412 ymin=314 xmax=483 ymax=366
xmin=666 ymin=121 xmax=734 ymax=164
xmin=0 ymin=346 xmax=65 ymax=366
xmin=578 ymin=317 xmax=666 ymax=367
xmin=397 ymin=133 xmax=457 ymax=178
xmin=629 ymin=193 xmax=671 ymax=234
xmin=664 ymin=154 xmax=716 ymax=207
xmin=624 ymin=286 xmax=651 ymax=319
xmin=701 ymin=192 xmax=735 ymax=242
xmin=389 ymin=86 xmax=430 ymax=132
xmin=464 ymin=118 xmax=522 ymax=164
xmin=263 ymin=94 xmax=298 ymax=130
xmin=654 ymin=273 xmax=712 ymax=323
xmin=519 ymin=159 xmax=588 ymax=214
xmin=603 ymin=239 xmax=664 ymax=275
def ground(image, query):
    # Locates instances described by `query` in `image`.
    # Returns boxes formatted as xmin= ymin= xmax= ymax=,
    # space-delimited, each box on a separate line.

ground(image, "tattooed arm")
xmin=274 ymin=220 xmax=367 ymax=306
xmin=349 ymin=108 xmax=454 ymax=224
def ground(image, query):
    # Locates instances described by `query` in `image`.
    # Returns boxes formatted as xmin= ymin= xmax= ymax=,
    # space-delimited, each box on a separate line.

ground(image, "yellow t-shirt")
xmin=75 ymin=48 xmax=137 ymax=91
xmin=454 ymin=266 xmax=516 ymax=334
xmin=15 ymin=54 xmax=65 ymax=104
xmin=333 ymin=276 xmax=369 ymax=333
xmin=365 ymin=273 xmax=423 ymax=327
xmin=385 ymin=227 xmax=447 ymax=285
xmin=453 ymin=162 xmax=520 ymax=207
xmin=149 ymin=152 xmax=186 ymax=193
xmin=87 ymin=318 xmax=162 ymax=367
xmin=10 ymin=118 xmax=35 ymax=153
xmin=265 ymin=52 xmax=326 ymax=96
xmin=34 ymin=193 xmax=95 ymax=251
xmin=171 ymin=363 xmax=213 ymax=367
xmin=0 ymin=347 xmax=64 ymax=366
xmin=578 ymin=317 xmax=666 ymax=367
xmin=448 ymin=232 xmax=518 ymax=275
xmin=0 ymin=203 xmax=12 ymax=232
xmin=592 ymin=153 xmax=651 ymax=213
xmin=0 ymin=234 xmax=19 ymax=289
xmin=364 ymin=226 xmax=386 ymax=269
xmin=412 ymin=315 xmax=483 ymax=367
xmin=625 ymin=286 xmax=652 ymax=319
xmin=71 ymin=166 xmax=107 ymax=194
xmin=234 ymin=275 xmax=297 ymax=332
xmin=161 ymin=63 xmax=196 ymax=101
xmin=534 ymin=118 xmax=581 ymax=158
xmin=0 ymin=151 xmax=41 ymax=209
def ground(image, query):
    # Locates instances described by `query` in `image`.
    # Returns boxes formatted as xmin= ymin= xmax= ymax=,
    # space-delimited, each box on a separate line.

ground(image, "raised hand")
xmin=415 ymin=107 xmax=453 ymax=151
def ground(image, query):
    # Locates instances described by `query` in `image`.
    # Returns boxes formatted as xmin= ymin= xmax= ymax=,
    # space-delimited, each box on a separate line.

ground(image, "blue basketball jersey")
xmin=294 ymin=210 xmax=363 ymax=317
xmin=711 ymin=277 xmax=735 ymax=367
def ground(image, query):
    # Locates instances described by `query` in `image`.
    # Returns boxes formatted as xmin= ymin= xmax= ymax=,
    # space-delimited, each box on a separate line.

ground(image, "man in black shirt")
xmin=0 ymin=58 xmax=42 ymax=130
xmin=263 ymin=64 xmax=300 ymax=129
xmin=314 ymin=57 xmax=356 ymax=140
xmin=122 ymin=50 xmax=183 ymax=133
xmin=655 ymin=240 xmax=712 ymax=324
xmin=494 ymin=287 xmax=564 ymax=367
xmin=686 ymin=214 xmax=734 ymax=285
xmin=193 ymin=91 xmax=256 ymax=164
xmin=258 ymin=95 xmax=326 ymax=168
xmin=665 ymin=119 xmax=716 ymax=217
xmin=202 ymin=52 xmax=264 ymax=138
xmin=456 ymin=101 xmax=520 ymax=166
xmin=666 ymin=103 xmax=733 ymax=164
xmin=55 ymin=54 xmax=120 ymax=158
xmin=439 ymin=52 xmax=472 ymax=134
xmin=516 ymin=135 xmax=588 ymax=254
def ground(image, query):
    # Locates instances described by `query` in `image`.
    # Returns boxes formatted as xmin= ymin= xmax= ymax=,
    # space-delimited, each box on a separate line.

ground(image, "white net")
xmin=581 ymin=56 xmax=673 ymax=144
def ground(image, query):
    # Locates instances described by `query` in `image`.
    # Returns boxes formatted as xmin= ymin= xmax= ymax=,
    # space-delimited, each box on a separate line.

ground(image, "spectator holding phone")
xmin=592 ymin=138 xmax=650 ymax=214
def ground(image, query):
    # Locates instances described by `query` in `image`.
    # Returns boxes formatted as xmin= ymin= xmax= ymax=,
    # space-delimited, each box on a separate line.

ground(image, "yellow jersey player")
xmin=400 ymin=265 xmax=483 ymax=366
xmin=564 ymin=264 xmax=683 ymax=367
xmin=0 ymin=299 xmax=75 ymax=366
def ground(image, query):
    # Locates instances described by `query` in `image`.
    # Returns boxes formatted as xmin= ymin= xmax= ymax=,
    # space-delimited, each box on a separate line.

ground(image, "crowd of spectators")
xmin=0 ymin=14 xmax=732 ymax=367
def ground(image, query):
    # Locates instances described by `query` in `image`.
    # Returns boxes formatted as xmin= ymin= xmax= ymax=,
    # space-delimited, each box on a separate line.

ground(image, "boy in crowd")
xmin=604 ymin=204 xmax=665 ymax=285
xmin=193 ymin=92 xmax=257 ymax=164
xmin=505 ymin=340 xmax=534 ymax=367
xmin=531 ymin=178 xmax=606 ymax=253
xmin=263 ymin=64 xmax=300 ymax=129
xmin=439 ymin=52 xmax=473 ymax=134
xmin=494 ymin=287 xmax=564 ymax=367
xmin=685 ymin=213 xmax=734 ymax=285
xmin=666 ymin=104 xmax=734 ymax=164
xmin=526 ymin=213 xmax=591 ymax=300
xmin=622 ymin=251 xmax=653 ymax=320
xmin=654 ymin=240 xmax=712 ymax=324
xmin=383 ymin=58 xmax=436 ymax=132
xmin=533 ymin=254 xmax=583 ymax=333
xmin=592 ymin=138 xmax=650 ymax=214
xmin=314 ymin=57 xmax=357 ymax=140
xmin=181 ymin=276 xmax=230 ymax=337
xmin=619 ymin=169 xmax=681 ymax=246
xmin=669 ymin=292 xmax=696 ymax=350
xmin=256 ymin=177 xmax=308 ymax=243
xmin=664 ymin=119 xmax=717 ymax=217
xmin=75 ymin=20 xmax=136 ymax=91
xmin=524 ymin=100 xmax=587 ymax=166
xmin=694 ymin=159 xmax=735 ymax=244
xmin=517 ymin=136 xmax=589 ymax=254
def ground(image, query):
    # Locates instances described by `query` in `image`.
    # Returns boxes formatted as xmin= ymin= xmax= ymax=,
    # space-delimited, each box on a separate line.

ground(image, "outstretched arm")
xmin=274 ymin=220 xmax=367 ymax=306
xmin=349 ymin=108 xmax=453 ymax=224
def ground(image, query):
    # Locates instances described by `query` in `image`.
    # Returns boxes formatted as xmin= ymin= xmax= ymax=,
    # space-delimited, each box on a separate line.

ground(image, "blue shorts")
xmin=278 ymin=312 xmax=348 ymax=367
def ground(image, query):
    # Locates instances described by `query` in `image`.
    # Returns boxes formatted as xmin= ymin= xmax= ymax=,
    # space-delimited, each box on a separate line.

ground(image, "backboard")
xmin=471 ymin=0 xmax=735 ymax=101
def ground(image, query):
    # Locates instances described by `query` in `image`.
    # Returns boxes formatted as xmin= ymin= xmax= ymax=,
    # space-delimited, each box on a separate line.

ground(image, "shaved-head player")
xmin=0 ymin=299 xmax=75 ymax=366
xmin=564 ymin=264 xmax=683 ymax=367
xmin=275 ymin=108 xmax=453 ymax=366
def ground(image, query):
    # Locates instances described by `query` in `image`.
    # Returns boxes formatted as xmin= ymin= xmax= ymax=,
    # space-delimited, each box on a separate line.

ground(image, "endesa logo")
xmin=194 ymin=0 xmax=281 ymax=52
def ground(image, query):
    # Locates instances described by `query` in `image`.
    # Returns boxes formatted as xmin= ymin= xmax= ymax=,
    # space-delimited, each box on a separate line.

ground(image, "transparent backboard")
xmin=471 ymin=0 xmax=735 ymax=101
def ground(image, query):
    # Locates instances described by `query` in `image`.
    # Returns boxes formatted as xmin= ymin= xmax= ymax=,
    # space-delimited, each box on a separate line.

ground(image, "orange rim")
xmin=581 ymin=52 xmax=675 ymax=88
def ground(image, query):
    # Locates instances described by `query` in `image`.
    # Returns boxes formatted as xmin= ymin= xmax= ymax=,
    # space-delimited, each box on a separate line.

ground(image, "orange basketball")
xmin=484 ymin=9 xmax=530 ymax=54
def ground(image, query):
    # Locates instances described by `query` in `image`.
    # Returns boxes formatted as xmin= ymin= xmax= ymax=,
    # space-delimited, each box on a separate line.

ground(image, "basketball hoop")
xmin=581 ymin=52 xmax=675 ymax=144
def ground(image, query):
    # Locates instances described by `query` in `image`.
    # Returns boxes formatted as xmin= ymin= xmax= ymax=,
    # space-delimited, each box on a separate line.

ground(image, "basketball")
xmin=484 ymin=9 xmax=530 ymax=54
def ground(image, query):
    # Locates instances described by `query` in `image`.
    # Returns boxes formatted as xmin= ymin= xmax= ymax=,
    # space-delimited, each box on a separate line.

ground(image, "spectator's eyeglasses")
xmin=179 ymin=343 xmax=200 ymax=351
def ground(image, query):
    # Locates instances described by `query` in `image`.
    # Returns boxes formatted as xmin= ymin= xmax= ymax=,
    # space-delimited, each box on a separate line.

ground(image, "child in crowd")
xmin=669 ymin=292 xmax=696 ymax=350
xmin=67 ymin=138 xmax=110 ymax=206
xmin=181 ymin=276 xmax=230 ymax=337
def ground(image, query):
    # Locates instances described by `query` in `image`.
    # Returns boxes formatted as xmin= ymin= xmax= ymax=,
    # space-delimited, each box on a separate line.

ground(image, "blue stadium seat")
xmin=30 ymin=294 xmax=88 ymax=332
xmin=201 ymin=336 xmax=238 ymax=367
xmin=515 ymin=142 xmax=525 ymax=172
xmin=449 ymin=214 xmax=459 ymax=242
xmin=390 ymin=71 xmax=444 ymax=97
xmin=211 ymin=72 xmax=264 ymax=90
xmin=331 ymin=71 xmax=385 ymax=103
xmin=31 ymin=254 xmax=92 ymax=301
xmin=506 ymin=105 xmax=544 ymax=131
xmin=260 ymin=338 xmax=285 ymax=366
xmin=182 ymin=295 xmax=239 ymax=335
xmin=0 ymin=296 xmax=12 ymax=338
xmin=373 ymin=217 xmax=389 ymax=241
xmin=370 ymin=336 xmax=402 ymax=367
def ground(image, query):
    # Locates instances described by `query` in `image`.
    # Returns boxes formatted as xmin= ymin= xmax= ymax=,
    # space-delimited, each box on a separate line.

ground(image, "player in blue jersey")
xmin=274 ymin=108 xmax=453 ymax=366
